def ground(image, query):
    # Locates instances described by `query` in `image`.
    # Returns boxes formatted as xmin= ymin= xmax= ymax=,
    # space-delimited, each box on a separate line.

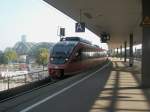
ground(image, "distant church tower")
xmin=21 ymin=35 xmax=27 ymax=43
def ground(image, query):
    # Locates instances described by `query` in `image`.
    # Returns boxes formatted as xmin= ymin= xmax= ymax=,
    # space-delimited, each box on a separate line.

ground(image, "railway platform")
xmin=90 ymin=58 xmax=150 ymax=112
xmin=0 ymin=59 xmax=150 ymax=112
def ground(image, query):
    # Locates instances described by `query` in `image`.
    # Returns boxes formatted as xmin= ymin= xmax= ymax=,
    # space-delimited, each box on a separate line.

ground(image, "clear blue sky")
xmin=0 ymin=0 xmax=108 ymax=51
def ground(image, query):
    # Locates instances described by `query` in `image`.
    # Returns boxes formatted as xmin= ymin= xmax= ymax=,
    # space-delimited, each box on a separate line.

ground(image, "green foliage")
xmin=36 ymin=48 xmax=49 ymax=67
xmin=0 ymin=51 xmax=9 ymax=64
xmin=0 ymin=52 xmax=4 ymax=64
xmin=28 ymin=42 xmax=53 ymax=58
xmin=3 ymin=55 xmax=9 ymax=64
xmin=4 ymin=49 xmax=17 ymax=64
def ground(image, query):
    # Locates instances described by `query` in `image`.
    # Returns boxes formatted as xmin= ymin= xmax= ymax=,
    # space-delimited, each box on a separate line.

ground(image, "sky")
xmin=0 ymin=0 xmax=109 ymax=51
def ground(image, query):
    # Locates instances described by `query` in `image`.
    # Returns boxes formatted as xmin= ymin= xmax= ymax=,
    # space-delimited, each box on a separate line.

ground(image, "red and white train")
xmin=48 ymin=37 xmax=107 ymax=78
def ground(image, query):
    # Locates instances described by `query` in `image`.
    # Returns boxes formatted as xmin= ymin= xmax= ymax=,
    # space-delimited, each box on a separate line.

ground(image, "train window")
xmin=75 ymin=49 xmax=82 ymax=61
xmin=52 ymin=43 xmax=76 ymax=58
xmin=82 ymin=51 xmax=88 ymax=59
xmin=75 ymin=52 xmax=79 ymax=57
xmin=50 ymin=43 xmax=77 ymax=64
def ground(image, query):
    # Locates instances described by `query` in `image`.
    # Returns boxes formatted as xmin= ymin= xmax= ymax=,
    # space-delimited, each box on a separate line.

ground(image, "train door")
xmin=68 ymin=48 xmax=83 ymax=73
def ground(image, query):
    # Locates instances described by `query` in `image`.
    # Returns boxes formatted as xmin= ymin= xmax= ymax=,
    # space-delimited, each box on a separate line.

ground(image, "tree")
xmin=28 ymin=42 xmax=53 ymax=59
xmin=4 ymin=49 xmax=17 ymax=64
xmin=0 ymin=51 xmax=9 ymax=64
xmin=36 ymin=48 xmax=49 ymax=70
xmin=0 ymin=51 xmax=4 ymax=64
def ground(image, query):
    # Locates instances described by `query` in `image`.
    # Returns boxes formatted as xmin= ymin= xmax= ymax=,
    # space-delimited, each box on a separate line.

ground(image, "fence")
xmin=0 ymin=70 xmax=49 ymax=92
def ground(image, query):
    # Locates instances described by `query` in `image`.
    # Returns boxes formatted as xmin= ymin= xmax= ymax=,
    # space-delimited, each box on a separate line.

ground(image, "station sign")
xmin=75 ymin=22 xmax=85 ymax=32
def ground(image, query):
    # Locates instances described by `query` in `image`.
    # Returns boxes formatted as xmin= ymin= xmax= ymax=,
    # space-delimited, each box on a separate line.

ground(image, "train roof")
xmin=57 ymin=37 xmax=106 ymax=51
xmin=54 ymin=40 xmax=78 ymax=48
xmin=60 ymin=37 xmax=92 ymax=45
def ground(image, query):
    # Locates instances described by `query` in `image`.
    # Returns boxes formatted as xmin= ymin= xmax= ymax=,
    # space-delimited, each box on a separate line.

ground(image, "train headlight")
xmin=65 ymin=58 xmax=69 ymax=62
xmin=50 ymin=58 xmax=54 ymax=61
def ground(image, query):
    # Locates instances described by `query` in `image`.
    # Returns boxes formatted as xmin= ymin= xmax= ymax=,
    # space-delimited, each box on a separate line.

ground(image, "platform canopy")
xmin=44 ymin=0 xmax=142 ymax=48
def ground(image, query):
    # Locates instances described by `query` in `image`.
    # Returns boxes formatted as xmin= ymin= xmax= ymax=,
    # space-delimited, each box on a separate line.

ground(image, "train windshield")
xmin=50 ymin=42 xmax=77 ymax=64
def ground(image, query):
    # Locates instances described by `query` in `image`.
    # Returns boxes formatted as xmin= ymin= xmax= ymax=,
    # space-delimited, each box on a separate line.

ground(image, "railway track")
xmin=0 ymin=76 xmax=69 ymax=103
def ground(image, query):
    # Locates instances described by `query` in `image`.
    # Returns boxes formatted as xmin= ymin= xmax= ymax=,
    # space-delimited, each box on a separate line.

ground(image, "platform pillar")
xmin=120 ymin=45 xmax=122 ymax=60
xmin=142 ymin=0 xmax=150 ymax=87
xmin=129 ymin=33 xmax=133 ymax=67
xmin=116 ymin=48 xmax=118 ymax=58
xmin=124 ymin=41 xmax=127 ymax=62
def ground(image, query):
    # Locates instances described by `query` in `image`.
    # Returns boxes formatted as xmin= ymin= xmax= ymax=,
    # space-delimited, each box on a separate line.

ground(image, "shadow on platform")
xmin=89 ymin=59 xmax=150 ymax=112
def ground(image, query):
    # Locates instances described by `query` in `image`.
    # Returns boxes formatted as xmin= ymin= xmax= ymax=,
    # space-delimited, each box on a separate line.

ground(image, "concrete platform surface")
xmin=90 ymin=58 xmax=150 ymax=112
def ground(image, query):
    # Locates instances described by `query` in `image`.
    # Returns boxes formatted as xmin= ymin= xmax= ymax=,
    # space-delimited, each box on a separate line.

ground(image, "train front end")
xmin=48 ymin=41 xmax=77 ymax=78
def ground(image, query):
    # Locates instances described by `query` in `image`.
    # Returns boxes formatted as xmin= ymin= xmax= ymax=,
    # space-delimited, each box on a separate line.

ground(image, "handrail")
xmin=0 ymin=70 xmax=49 ymax=91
